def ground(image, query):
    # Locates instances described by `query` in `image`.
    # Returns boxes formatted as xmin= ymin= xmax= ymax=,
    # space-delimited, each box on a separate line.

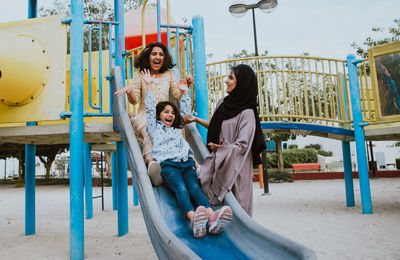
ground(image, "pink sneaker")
xmin=208 ymin=206 xmax=233 ymax=235
xmin=190 ymin=206 xmax=208 ymax=239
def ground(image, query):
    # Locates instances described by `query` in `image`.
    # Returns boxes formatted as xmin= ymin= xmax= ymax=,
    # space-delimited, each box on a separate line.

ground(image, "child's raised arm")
xmin=178 ymin=80 xmax=191 ymax=116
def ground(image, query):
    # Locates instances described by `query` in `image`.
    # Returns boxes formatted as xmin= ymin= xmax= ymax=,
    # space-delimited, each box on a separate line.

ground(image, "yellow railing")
xmin=207 ymin=56 xmax=354 ymax=129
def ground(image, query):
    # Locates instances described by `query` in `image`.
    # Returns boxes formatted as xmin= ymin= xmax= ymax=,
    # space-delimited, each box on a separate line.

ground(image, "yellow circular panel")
xmin=0 ymin=32 xmax=50 ymax=106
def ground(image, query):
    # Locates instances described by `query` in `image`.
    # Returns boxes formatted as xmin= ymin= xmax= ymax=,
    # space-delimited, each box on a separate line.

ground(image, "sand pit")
xmin=1 ymin=178 xmax=399 ymax=259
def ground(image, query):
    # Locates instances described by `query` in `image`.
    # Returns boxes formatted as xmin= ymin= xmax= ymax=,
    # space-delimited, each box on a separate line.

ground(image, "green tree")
xmin=228 ymin=49 xmax=269 ymax=59
xmin=37 ymin=144 xmax=69 ymax=180
xmin=351 ymin=18 xmax=400 ymax=59
xmin=0 ymin=143 xmax=68 ymax=181
xmin=304 ymin=143 xmax=333 ymax=157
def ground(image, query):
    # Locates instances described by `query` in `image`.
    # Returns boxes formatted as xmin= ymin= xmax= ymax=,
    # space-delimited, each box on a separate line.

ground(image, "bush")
xmin=319 ymin=150 xmax=333 ymax=157
xmin=267 ymin=148 xmax=318 ymax=168
xmin=267 ymin=170 xmax=293 ymax=182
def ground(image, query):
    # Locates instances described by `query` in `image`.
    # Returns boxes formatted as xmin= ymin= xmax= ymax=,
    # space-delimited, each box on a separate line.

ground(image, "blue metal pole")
xmin=346 ymin=54 xmax=372 ymax=214
xmin=114 ymin=0 xmax=126 ymax=81
xmin=156 ymin=0 xmax=161 ymax=41
xmin=111 ymin=151 xmax=118 ymax=210
xmin=192 ymin=16 xmax=208 ymax=142
xmin=342 ymin=141 xmax=355 ymax=207
xmin=337 ymin=73 xmax=354 ymax=207
xmin=70 ymin=0 xmax=85 ymax=258
xmin=25 ymin=128 xmax=36 ymax=235
xmin=131 ymin=170 xmax=139 ymax=206
xmin=28 ymin=0 xmax=37 ymax=19
xmin=84 ymin=143 xmax=93 ymax=219
xmin=116 ymin=142 xmax=128 ymax=236
xmin=26 ymin=0 xmax=37 ymax=237
xmin=114 ymin=0 xmax=128 ymax=236
xmin=176 ymin=28 xmax=181 ymax=76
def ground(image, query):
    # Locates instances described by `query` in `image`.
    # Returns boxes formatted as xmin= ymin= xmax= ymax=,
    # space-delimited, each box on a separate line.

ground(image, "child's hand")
xmin=178 ymin=79 xmax=189 ymax=94
xmin=141 ymin=69 xmax=155 ymax=90
xmin=185 ymin=74 xmax=194 ymax=85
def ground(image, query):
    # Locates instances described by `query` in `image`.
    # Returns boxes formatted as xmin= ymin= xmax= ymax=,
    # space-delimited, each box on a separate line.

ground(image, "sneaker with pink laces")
xmin=190 ymin=206 xmax=208 ymax=239
xmin=208 ymin=206 xmax=233 ymax=235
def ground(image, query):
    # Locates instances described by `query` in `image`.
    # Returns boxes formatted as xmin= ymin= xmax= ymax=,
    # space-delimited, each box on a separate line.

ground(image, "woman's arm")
xmin=114 ymin=73 xmax=141 ymax=105
xmin=126 ymin=85 xmax=138 ymax=104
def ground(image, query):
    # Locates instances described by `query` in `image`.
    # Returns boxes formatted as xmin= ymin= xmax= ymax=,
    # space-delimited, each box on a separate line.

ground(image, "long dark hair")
xmin=156 ymin=101 xmax=183 ymax=129
xmin=134 ymin=42 xmax=175 ymax=73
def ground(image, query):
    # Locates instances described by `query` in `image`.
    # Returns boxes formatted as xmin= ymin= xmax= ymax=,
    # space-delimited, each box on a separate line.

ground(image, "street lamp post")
xmin=229 ymin=0 xmax=278 ymax=56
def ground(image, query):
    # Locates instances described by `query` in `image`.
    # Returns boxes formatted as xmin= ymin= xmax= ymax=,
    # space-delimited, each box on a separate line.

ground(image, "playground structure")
xmin=0 ymin=0 xmax=399 ymax=259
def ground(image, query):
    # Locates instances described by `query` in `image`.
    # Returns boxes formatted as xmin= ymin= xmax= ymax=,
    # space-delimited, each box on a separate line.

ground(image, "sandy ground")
xmin=1 ymin=178 xmax=399 ymax=260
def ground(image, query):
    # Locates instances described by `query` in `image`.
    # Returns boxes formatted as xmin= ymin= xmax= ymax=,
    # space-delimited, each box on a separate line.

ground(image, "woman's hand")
xmin=183 ymin=115 xmax=197 ymax=124
xmin=207 ymin=139 xmax=224 ymax=152
xmin=141 ymin=69 xmax=155 ymax=91
xmin=115 ymin=85 xmax=132 ymax=97
xmin=178 ymin=79 xmax=189 ymax=94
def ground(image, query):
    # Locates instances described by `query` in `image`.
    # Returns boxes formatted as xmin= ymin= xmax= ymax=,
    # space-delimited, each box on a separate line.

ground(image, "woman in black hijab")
xmin=188 ymin=64 xmax=265 ymax=216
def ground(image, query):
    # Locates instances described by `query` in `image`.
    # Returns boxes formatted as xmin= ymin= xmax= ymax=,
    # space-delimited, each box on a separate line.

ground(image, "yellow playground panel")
xmin=0 ymin=15 xmax=67 ymax=124
xmin=368 ymin=41 xmax=400 ymax=122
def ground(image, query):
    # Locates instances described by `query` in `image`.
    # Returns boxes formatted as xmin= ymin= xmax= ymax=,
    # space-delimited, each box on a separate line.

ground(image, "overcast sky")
xmin=1 ymin=0 xmax=399 ymax=63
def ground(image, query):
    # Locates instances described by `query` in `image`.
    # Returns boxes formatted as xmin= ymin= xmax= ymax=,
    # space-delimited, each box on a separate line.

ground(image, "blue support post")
xmin=346 ymin=54 xmax=372 ymax=214
xmin=28 ymin=0 xmax=37 ymax=19
xmin=192 ymin=16 xmax=209 ymax=142
xmin=26 ymin=1 xmax=37 ymax=236
xmin=113 ymin=0 xmax=126 ymax=78
xmin=156 ymin=0 xmax=161 ymax=41
xmin=116 ymin=142 xmax=128 ymax=236
xmin=131 ymin=170 xmax=139 ymax=206
xmin=84 ymin=143 xmax=93 ymax=219
xmin=114 ymin=0 xmax=129 ymax=236
xmin=25 ymin=124 xmax=36 ymax=236
xmin=342 ymin=141 xmax=355 ymax=207
xmin=70 ymin=0 xmax=85 ymax=258
xmin=112 ymin=151 xmax=118 ymax=210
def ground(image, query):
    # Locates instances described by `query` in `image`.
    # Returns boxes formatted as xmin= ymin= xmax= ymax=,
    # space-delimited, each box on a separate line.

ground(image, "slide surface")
xmin=111 ymin=67 xmax=317 ymax=260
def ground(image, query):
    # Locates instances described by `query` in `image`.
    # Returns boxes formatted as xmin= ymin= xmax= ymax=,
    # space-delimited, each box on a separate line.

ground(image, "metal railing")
xmin=207 ymin=56 xmax=354 ymax=129
xmin=61 ymin=19 xmax=119 ymax=119
xmin=358 ymin=59 xmax=378 ymax=124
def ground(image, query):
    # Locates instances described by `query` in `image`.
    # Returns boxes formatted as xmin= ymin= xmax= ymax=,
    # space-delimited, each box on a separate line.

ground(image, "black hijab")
xmin=206 ymin=64 xmax=266 ymax=165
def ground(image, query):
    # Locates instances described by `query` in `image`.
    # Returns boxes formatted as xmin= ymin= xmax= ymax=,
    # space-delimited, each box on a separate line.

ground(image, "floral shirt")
xmin=145 ymin=91 xmax=193 ymax=163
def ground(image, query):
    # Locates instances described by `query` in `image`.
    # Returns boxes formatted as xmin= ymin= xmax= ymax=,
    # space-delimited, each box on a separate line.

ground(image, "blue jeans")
xmin=161 ymin=158 xmax=211 ymax=216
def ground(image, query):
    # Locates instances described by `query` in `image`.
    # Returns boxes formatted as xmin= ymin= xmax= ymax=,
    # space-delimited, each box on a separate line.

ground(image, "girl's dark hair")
xmin=156 ymin=101 xmax=183 ymax=129
xmin=134 ymin=42 xmax=175 ymax=73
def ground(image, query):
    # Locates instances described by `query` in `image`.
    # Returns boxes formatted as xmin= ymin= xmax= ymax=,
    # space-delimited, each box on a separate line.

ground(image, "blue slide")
xmin=112 ymin=67 xmax=317 ymax=260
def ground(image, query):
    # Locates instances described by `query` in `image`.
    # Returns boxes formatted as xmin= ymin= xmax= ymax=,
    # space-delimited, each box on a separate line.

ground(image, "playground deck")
xmin=0 ymin=122 xmax=120 ymax=144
